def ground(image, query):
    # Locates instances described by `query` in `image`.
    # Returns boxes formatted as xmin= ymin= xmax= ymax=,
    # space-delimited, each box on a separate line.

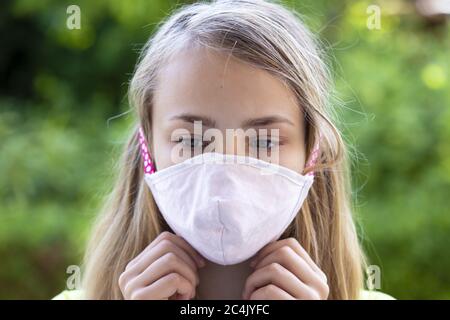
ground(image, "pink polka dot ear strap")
xmin=137 ymin=126 xmax=320 ymax=177
xmin=138 ymin=127 xmax=156 ymax=175
xmin=305 ymin=137 xmax=321 ymax=177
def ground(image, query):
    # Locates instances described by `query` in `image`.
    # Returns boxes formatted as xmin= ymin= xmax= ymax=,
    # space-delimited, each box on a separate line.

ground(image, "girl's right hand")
xmin=118 ymin=231 xmax=205 ymax=300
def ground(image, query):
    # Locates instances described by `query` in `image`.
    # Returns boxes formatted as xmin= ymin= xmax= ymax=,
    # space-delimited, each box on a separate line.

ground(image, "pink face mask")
xmin=138 ymin=127 xmax=320 ymax=265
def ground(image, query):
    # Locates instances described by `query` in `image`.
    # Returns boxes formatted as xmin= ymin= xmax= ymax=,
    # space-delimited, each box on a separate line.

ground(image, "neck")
xmin=196 ymin=259 xmax=253 ymax=300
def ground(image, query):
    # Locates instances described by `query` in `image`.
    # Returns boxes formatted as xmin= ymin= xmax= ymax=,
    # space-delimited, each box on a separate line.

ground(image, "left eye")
xmin=249 ymin=138 xmax=278 ymax=149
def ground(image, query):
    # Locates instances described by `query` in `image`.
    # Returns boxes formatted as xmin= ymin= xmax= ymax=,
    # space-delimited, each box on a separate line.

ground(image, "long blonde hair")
xmin=83 ymin=0 xmax=366 ymax=299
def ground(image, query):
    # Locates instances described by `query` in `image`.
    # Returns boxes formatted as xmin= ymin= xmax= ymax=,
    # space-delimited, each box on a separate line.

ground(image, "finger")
xmin=243 ymin=263 xmax=318 ymax=300
xmin=125 ymin=238 xmax=199 ymax=278
xmin=130 ymin=273 xmax=193 ymax=300
xmin=249 ymin=284 xmax=294 ymax=300
xmin=254 ymin=246 xmax=328 ymax=298
xmin=124 ymin=252 xmax=199 ymax=299
xmin=119 ymin=239 xmax=199 ymax=290
xmin=251 ymin=238 xmax=327 ymax=282
xmin=127 ymin=232 xmax=205 ymax=269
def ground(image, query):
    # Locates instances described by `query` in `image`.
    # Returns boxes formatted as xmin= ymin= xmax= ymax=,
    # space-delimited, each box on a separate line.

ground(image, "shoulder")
xmin=359 ymin=289 xmax=395 ymax=300
xmin=52 ymin=289 xmax=85 ymax=300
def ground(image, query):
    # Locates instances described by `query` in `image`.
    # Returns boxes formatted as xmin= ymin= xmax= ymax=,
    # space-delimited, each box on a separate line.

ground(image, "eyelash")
xmin=174 ymin=136 xmax=284 ymax=150
xmin=249 ymin=137 xmax=280 ymax=149
xmin=176 ymin=136 xmax=207 ymax=149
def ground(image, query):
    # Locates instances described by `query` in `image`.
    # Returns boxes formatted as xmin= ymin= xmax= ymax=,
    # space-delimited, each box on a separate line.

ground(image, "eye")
xmin=177 ymin=136 xmax=204 ymax=149
xmin=249 ymin=137 xmax=279 ymax=150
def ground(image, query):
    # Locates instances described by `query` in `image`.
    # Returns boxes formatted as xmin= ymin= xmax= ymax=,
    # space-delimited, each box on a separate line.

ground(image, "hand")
xmin=118 ymin=231 xmax=205 ymax=300
xmin=242 ymin=238 xmax=329 ymax=300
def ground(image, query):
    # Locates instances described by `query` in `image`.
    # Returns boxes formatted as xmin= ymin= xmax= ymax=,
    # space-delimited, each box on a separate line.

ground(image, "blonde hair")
xmin=83 ymin=0 xmax=367 ymax=299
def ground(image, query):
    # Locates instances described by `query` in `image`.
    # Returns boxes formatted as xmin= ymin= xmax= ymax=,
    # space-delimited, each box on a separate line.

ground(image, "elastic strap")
xmin=305 ymin=135 xmax=321 ymax=177
xmin=138 ymin=127 xmax=155 ymax=175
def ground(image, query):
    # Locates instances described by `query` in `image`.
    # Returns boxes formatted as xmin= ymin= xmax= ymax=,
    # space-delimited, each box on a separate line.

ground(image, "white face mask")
xmin=142 ymin=150 xmax=315 ymax=265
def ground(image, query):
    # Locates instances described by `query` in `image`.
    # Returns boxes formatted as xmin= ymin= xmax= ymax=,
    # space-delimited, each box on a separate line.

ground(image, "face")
xmin=151 ymin=46 xmax=307 ymax=173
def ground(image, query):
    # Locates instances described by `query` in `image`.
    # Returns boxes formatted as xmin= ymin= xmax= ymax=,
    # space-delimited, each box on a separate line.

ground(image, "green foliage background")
xmin=0 ymin=0 xmax=449 ymax=299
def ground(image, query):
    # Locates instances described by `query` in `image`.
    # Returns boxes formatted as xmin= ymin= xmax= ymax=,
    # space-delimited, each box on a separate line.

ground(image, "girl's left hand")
xmin=242 ymin=238 xmax=329 ymax=300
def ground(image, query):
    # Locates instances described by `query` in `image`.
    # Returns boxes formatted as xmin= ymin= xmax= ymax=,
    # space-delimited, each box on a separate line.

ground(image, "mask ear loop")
xmin=305 ymin=134 xmax=321 ymax=177
xmin=138 ymin=127 xmax=156 ymax=175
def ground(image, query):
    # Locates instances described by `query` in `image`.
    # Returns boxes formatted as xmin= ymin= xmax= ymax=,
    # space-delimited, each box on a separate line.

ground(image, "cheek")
xmin=278 ymin=142 xmax=306 ymax=174
xmin=150 ymin=126 xmax=174 ymax=171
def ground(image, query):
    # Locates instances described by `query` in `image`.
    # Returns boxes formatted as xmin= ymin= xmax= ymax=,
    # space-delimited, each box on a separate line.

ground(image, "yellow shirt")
xmin=52 ymin=289 xmax=395 ymax=300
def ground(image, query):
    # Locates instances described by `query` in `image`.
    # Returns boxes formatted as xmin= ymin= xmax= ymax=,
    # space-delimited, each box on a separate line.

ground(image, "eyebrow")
xmin=169 ymin=113 xmax=216 ymax=127
xmin=169 ymin=113 xmax=295 ymax=128
xmin=242 ymin=115 xmax=295 ymax=128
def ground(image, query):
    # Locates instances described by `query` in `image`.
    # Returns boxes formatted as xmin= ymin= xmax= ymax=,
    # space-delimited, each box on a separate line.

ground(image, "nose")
xmin=222 ymin=130 xmax=250 ymax=158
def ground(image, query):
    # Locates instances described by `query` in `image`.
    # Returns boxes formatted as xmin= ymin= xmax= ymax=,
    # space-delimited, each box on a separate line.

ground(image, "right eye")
xmin=177 ymin=136 xmax=204 ymax=149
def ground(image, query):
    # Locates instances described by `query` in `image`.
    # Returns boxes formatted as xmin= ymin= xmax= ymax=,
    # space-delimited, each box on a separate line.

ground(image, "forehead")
xmin=152 ymin=46 xmax=302 ymax=127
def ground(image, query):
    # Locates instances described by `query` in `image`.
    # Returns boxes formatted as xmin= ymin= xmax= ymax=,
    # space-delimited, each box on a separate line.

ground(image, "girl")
xmin=54 ymin=0 xmax=394 ymax=300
